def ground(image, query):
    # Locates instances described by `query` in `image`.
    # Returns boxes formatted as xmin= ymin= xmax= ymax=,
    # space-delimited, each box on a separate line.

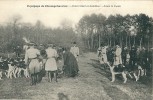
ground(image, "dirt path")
xmin=0 ymin=52 xmax=152 ymax=100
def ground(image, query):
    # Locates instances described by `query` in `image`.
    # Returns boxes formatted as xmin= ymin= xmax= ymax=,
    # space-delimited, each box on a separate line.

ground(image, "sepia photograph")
xmin=0 ymin=0 xmax=152 ymax=100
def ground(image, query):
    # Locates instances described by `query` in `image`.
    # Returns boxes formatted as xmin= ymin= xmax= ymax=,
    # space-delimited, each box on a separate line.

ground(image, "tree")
xmin=137 ymin=14 xmax=150 ymax=48
xmin=60 ymin=18 xmax=73 ymax=29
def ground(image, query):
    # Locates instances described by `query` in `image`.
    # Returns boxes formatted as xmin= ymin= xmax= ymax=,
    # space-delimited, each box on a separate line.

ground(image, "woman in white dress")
xmin=45 ymin=44 xmax=58 ymax=82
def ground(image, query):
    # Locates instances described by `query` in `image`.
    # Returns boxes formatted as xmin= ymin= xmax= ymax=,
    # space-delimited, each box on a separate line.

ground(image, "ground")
xmin=0 ymin=52 xmax=152 ymax=100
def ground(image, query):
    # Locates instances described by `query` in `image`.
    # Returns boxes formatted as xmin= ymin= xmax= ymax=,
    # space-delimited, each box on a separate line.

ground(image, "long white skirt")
xmin=45 ymin=58 xmax=57 ymax=71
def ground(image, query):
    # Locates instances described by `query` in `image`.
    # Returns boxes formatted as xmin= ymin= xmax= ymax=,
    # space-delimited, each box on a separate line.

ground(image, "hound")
xmin=107 ymin=62 xmax=141 ymax=83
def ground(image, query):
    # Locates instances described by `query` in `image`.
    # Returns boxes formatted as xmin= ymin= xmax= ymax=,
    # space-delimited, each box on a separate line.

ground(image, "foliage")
xmin=0 ymin=19 xmax=79 ymax=52
xmin=0 ymin=13 xmax=152 ymax=52
xmin=77 ymin=13 xmax=153 ymax=50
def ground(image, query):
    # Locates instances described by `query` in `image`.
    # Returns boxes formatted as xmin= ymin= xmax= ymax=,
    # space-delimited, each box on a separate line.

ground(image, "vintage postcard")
xmin=0 ymin=0 xmax=152 ymax=100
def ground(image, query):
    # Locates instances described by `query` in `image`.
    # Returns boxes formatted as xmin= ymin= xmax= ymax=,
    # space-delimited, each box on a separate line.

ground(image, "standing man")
xmin=14 ymin=46 xmax=22 ymax=58
xmin=121 ymin=47 xmax=129 ymax=65
xmin=25 ymin=43 xmax=41 ymax=85
xmin=114 ymin=45 xmax=122 ymax=65
xmin=129 ymin=46 xmax=137 ymax=69
xmin=70 ymin=42 xmax=79 ymax=62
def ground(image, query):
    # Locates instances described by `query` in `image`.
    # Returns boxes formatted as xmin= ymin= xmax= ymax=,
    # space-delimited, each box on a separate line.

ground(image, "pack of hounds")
xmin=97 ymin=45 xmax=152 ymax=83
xmin=0 ymin=57 xmax=30 ymax=80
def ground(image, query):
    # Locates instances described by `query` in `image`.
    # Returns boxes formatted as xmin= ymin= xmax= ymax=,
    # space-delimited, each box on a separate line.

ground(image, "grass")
xmin=0 ymin=52 xmax=152 ymax=100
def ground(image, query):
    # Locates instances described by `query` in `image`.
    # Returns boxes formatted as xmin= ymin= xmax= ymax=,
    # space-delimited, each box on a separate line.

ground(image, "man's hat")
xmin=116 ymin=45 xmax=119 ymax=48
xmin=73 ymin=42 xmax=76 ymax=44
xmin=40 ymin=44 xmax=43 ymax=46
xmin=29 ymin=42 xmax=35 ymax=46
xmin=124 ymin=47 xmax=127 ymax=49
xmin=47 ymin=44 xmax=53 ymax=47
xmin=34 ymin=43 xmax=37 ymax=46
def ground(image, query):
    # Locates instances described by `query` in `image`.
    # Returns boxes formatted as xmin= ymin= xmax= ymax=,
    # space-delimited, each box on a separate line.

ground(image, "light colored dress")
xmin=45 ymin=48 xmax=58 ymax=71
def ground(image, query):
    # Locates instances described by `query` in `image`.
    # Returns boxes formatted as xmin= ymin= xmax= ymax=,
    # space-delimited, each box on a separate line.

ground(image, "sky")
xmin=0 ymin=1 xmax=153 ymax=28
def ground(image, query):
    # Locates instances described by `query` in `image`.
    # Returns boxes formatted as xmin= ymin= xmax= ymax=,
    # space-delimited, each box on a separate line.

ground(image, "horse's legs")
xmin=37 ymin=72 xmax=42 ymax=83
xmin=47 ymin=71 xmax=50 ymax=82
xmin=30 ymin=74 xmax=34 ymax=85
xmin=37 ymin=73 xmax=39 ymax=83
xmin=47 ymin=71 xmax=51 ymax=82
xmin=39 ymin=71 xmax=43 ymax=82
xmin=33 ymin=74 xmax=37 ymax=85
xmin=54 ymin=71 xmax=57 ymax=82
xmin=35 ymin=73 xmax=38 ymax=83
xmin=37 ymin=72 xmax=40 ymax=83
xmin=33 ymin=68 xmax=36 ymax=85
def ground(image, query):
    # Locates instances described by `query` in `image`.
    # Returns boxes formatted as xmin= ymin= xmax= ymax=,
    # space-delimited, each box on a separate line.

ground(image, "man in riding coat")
xmin=129 ymin=46 xmax=137 ymax=70
xmin=114 ymin=45 xmax=122 ymax=65
xmin=14 ymin=46 xmax=22 ymax=58
xmin=121 ymin=47 xmax=129 ymax=65
xmin=25 ymin=43 xmax=41 ymax=85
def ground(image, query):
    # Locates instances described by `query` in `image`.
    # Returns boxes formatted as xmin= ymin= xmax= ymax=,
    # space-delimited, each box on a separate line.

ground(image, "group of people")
xmin=24 ymin=42 xmax=79 ymax=85
xmin=97 ymin=44 xmax=152 ymax=75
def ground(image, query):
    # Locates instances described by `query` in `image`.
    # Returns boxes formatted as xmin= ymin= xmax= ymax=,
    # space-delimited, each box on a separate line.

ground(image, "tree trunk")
xmin=134 ymin=36 xmax=136 ymax=46
xmin=120 ymin=36 xmax=122 ymax=48
xmin=88 ymin=40 xmax=90 ymax=49
xmin=91 ymin=33 xmax=94 ymax=49
xmin=148 ymin=38 xmax=149 ymax=51
xmin=108 ymin=37 xmax=109 ymax=47
xmin=110 ymin=37 xmax=112 ymax=47
xmin=114 ymin=39 xmax=115 ymax=46
xmin=126 ymin=36 xmax=127 ymax=47
xmin=140 ymin=37 xmax=142 ymax=49
xmin=129 ymin=36 xmax=131 ymax=49
xmin=99 ymin=33 xmax=101 ymax=47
